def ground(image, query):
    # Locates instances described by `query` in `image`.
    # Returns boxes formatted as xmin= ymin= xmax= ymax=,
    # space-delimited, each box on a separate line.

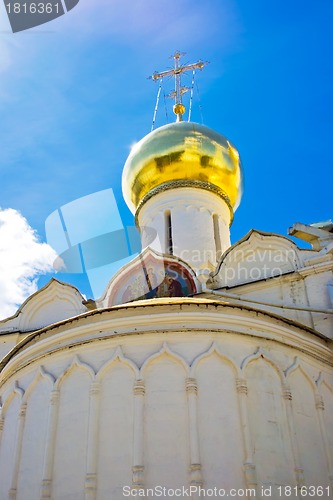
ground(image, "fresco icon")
xmin=105 ymin=250 xmax=198 ymax=307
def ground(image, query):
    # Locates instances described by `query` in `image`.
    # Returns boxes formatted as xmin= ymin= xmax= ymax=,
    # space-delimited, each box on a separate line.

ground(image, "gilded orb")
xmin=122 ymin=121 xmax=243 ymax=215
xmin=173 ymin=103 xmax=186 ymax=116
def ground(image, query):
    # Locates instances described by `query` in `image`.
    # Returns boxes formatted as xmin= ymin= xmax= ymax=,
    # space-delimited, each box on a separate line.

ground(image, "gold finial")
xmin=149 ymin=51 xmax=208 ymax=121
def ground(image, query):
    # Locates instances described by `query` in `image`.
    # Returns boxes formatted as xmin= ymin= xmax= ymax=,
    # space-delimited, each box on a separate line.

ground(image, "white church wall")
xmin=245 ymin=357 xmax=295 ymax=488
xmin=143 ymin=353 xmax=190 ymax=490
xmin=52 ymin=361 xmax=91 ymax=500
xmin=97 ymin=360 xmax=134 ymax=499
xmin=320 ymin=382 xmax=333 ymax=469
xmin=17 ymin=371 xmax=52 ymax=500
xmin=210 ymin=276 xmax=315 ymax=332
xmin=0 ymin=391 xmax=20 ymax=499
xmin=0 ymin=305 xmax=332 ymax=499
xmin=280 ymin=277 xmax=314 ymax=326
xmin=0 ymin=333 xmax=21 ymax=362
xmin=287 ymin=367 xmax=330 ymax=487
xmin=195 ymin=352 xmax=245 ymax=491
xmin=210 ymin=269 xmax=333 ymax=338
xmin=304 ymin=271 xmax=333 ymax=338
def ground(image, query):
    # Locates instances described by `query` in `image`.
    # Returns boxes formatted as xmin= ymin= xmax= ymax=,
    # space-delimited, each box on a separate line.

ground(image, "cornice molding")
xmin=0 ymin=300 xmax=332 ymax=388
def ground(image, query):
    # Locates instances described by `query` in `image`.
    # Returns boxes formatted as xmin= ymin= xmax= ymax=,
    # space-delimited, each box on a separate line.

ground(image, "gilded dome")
xmin=122 ymin=121 xmax=243 ymax=215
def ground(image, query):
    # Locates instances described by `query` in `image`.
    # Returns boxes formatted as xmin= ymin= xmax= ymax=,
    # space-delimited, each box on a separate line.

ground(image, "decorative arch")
xmin=140 ymin=342 xmax=189 ymax=377
xmin=22 ymin=366 xmax=55 ymax=404
xmin=190 ymin=342 xmax=241 ymax=378
xmin=185 ymin=205 xmax=214 ymax=215
xmin=315 ymin=373 xmax=333 ymax=394
xmin=96 ymin=346 xmax=140 ymax=381
xmin=55 ymin=355 xmax=95 ymax=389
xmin=241 ymin=347 xmax=285 ymax=383
xmin=17 ymin=279 xmax=87 ymax=331
xmin=1 ymin=382 xmax=24 ymax=416
xmin=284 ymin=357 xmax=317 ymax=392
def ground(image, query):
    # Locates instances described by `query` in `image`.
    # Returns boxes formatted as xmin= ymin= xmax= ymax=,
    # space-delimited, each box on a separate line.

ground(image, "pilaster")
xmin=236 ymin=378 xmax=258 ymax=494
xmin=186 ymin=378 xmax=202 ymax=489
xmin=315 ymin=392 xmax=333 ymax=488
xmin=40 ymin=389 xmax=60 ymax=500
xmin=132 ymin=380 xmax=145 ymax=489
xmin=9 ymin=402 xmax=27 ymax=500
xmin=282 ymin=384 xmax=304 ymax=488
xmin=85 ymin=381 xmax=101 ymax=500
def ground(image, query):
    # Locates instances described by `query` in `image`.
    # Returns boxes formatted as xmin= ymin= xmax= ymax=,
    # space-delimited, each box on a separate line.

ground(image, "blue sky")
xmin=0 ymin=0 xmax=332 ymax=307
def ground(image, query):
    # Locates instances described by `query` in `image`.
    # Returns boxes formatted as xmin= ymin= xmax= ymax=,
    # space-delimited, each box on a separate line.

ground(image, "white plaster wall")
xmin=210 ymin=230 xmax=333 ymax=339
xmin=140 ymin=210 xmax=165 ymax=254
xmin=221 ymin=276 xmax=315 ymax=331
xmin=196 ymin=353 xmax=244 ymax=490
xmin=0 ymin=334 xmax=21 ymax=362
xmin=52 ymin=365 xmax=91 ymax=500
xmin=246 ymin=358 xmax=294 ymax=487
xmin=321 ymin=383 xmax=333 ymax=464
xmin=97 ymin=361 xmax=134 ymax=499
xmin=17 ymin=375 xmax=51 ymax=500
xmin=281 ymin=278 xmax=314 ymax=326
xmin=288 ymin=369 xmax=328 ymax=487
xmin=144 ymin=355 xmax=190 ymax=489
xmin=0 ymin=393 xmax=20 ymax=499
xmin=0 ymin=314 xmax=332 ymax=500
xmin=304 ymin=271 xmax=333 ymax=338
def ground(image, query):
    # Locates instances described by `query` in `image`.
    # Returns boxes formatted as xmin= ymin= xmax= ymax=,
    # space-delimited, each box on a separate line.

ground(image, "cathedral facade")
xmin=0 ymin=100 xmax=333 ymax=499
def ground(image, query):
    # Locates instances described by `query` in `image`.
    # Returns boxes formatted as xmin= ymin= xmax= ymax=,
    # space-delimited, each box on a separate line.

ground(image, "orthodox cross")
xmin=150 ymin=51 xmax=208 ymax=121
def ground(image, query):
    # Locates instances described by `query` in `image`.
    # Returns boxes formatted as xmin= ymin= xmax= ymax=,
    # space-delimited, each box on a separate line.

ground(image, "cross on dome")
xmin=149 ymin=51 xmax=208 ymax=121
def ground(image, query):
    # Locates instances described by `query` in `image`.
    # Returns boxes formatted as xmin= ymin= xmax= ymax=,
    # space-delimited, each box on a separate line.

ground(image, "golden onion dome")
xmin=122 ymin=121 xmax=243 ymax=217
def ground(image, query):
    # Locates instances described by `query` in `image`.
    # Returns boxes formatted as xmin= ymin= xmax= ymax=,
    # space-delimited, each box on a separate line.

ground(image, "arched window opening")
xmin=213 ymin=213 xmax=221 ymax=260
xmin=165 ymin=210 xmax=173 ymax=255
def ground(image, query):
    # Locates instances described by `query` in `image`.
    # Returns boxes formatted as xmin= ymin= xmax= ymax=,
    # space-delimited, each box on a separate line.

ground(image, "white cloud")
xmin=0 ymin=208 xmax=57 ymax=320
